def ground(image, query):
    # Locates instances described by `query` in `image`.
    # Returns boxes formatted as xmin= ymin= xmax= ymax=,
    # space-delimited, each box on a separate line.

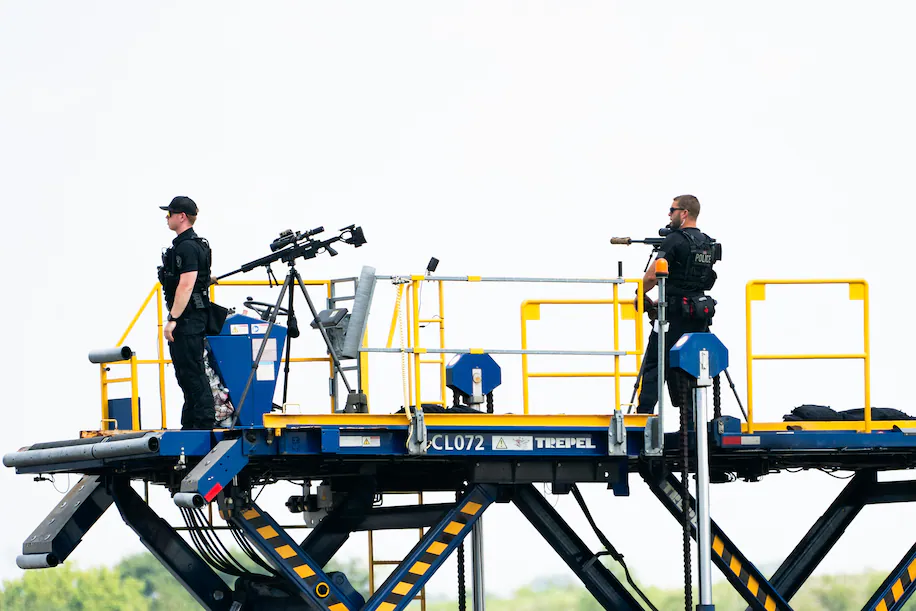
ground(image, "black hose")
xmin=570 ymin=485 xmax=658 ymax=611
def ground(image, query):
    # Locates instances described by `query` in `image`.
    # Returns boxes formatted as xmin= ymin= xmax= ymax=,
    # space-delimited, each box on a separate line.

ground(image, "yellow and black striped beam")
xmin=363 ymin=484 xmax=497 ymax=611
xmin=863 ymin=542 xmax=916 ymax=611
xmin=646 ymin=472 xmax=792 ymax=611
xmin=232 ymin=503 xmax=359 ymax=611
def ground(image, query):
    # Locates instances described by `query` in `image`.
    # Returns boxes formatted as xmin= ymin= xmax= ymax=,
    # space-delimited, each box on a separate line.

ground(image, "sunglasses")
xmin=669 ymin=207 xmax=686 ymax=214
xmin=167 ymin=210 xmax=184 ymax=218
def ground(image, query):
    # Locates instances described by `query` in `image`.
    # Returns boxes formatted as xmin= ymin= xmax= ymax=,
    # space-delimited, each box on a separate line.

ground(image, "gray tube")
xmin=17 ymin=553 xmax=59 ymax=569
xmin=88 ymin=346 xmax=133 ymax=364
xmin=174 ymin=492 xmax=205 ymax=509
xmin=341 ymin=266 xmax=377 ymax=359
xmin=3 ymin=435 xmax=159 ymax=468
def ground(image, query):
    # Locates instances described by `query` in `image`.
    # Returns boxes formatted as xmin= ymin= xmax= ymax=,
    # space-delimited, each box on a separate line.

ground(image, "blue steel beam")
xmin=110 ymin=478 xmax=232 ymax=610
xmin=642 ymin=468 xmax=793 ymax=611
xmin=766 ymin=471 xmax=874 ymax=604
xmin=179 ymin=438 xmax=249 ymax=504
xmin=511 ymin=483 xmax=645 ymax=610
xmin=229 ymin=500 xmax=364 ymax=611
xmin=863 ymin=540 xmax=916 ymax=611
xmin=18 ymin=475 xmax=112 ymax=568
xmin=362 ymin=484 xmax=497 ymax=611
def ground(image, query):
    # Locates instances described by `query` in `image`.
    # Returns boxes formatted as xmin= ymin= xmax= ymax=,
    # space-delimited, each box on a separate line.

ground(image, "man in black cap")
xmin=157 ymin=196 xmax=215 ymax=429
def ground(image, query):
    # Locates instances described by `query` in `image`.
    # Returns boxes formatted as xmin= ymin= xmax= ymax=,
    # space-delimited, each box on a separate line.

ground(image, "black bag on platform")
xmin=206 ymin=302 xmax=229 ymax=335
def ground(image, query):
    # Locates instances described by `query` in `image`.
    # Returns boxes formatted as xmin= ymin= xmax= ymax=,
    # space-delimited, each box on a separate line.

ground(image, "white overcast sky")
xmin=2 ymin=0 xmax=915 ymax=600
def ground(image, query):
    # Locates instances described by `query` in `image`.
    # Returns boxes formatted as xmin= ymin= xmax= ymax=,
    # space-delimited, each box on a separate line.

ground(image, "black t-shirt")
xmin=657 ymin=228 xmax=705 ymax=295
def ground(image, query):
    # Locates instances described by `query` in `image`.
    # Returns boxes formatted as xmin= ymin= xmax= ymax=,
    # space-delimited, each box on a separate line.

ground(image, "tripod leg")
xmin=723 ymin=368 xmax=748 ymax=421
xmin=627 ymin=353 xmax=647 ymax=414
xmin=291 ymin=268 xmax=353 ymax=394
xmin=281 ymin=287 xmax=295 ymax=405
xmin=230 ymin=272 xmax=293 ymax=428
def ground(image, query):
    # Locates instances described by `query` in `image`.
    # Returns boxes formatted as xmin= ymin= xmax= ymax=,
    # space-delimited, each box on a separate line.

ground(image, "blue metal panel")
xmin=156 ymin=431 xmax=216 ymax=457
xmin=107 ymin=397 xmax=140 ymax=430
xmin=179 ymin=438 xmax=249 ymax=503
xmin=207 ymin=314 xmax=287 ymax=427
xmin=718 ymin=430 xmax=916 ymax=451
xmin=277 ymin=430 xmax=322 ymax=455
xmin=446 ymin=353 xmax=502 ymax=396
xmin=670 ymin=332 xmax=728 ymax=378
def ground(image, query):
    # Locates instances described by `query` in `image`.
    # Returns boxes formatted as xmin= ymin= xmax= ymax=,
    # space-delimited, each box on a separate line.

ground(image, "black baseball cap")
xmin=160 ymin=196 xmax=198 ymax=215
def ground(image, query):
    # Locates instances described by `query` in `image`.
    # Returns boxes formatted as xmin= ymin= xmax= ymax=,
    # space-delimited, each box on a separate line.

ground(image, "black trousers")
xmin=168 ymin=313 xmax=215 ymax=429
xmin=636 ymin=312 xmax=710 ymax=414
xmin=665 ymin=311 xmax=710 ymax=409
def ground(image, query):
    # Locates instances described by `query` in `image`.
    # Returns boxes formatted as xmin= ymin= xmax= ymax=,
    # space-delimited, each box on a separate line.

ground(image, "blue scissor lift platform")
xmin=5 ymin=270 xmax=916 ymax=611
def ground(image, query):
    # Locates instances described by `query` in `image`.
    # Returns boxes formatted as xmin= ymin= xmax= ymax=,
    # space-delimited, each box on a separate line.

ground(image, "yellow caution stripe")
xmin=239 ymin=507 xmax=350 ymax=610
xmin=875 ymin=558 xmax=916 ymax=611
xmin=714 ymin=536 xmax=777 ymax=611
xmin=377 ymin=495 xmax=483 ymax=610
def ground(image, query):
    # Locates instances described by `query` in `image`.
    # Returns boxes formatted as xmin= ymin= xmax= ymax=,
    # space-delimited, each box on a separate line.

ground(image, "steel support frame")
xmin=362 ymin=484 xmax=497 ymax=611
xmin=110 ymin=477 xmax=233 ymax=611
xmin=641 ymin=468 xmax=793 ymax=611
xmin=770 ymin=471 xmax=916 ymax=611
xmin=19 ymin=475 xmax=112 ymax=568
xmin=863 ymin=540 xmax=916 ymax=611
xmin=511 ymin=483 xmax=645 ymax=610
xmin=229 ymin=499 xmax=362 ymax=611
xmin=301 ymin=489 xmax=453 ymax=567
xmin=767 ymin=470 xmax=876 ymax=601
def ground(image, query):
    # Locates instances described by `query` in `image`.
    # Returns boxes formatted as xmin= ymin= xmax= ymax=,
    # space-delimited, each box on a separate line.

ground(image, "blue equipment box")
xmin=107 ymin=397 xmax=140 ymax=430
xmin=207 ymin=314 xmax=288 ymax=427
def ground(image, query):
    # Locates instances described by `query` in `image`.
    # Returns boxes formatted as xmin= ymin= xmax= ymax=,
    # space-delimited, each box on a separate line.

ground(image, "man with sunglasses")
xmin=158 ymin=196 xmax=215 ymax=430
xmin=637 ymin=195 xmax=719 ymax=416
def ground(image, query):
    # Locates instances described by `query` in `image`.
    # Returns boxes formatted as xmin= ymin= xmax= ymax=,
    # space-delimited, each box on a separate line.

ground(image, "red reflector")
xmin=204 ymin=482 xmax=223 ymax=502
xmin=721 ymin=436 xmax=742 ymax=446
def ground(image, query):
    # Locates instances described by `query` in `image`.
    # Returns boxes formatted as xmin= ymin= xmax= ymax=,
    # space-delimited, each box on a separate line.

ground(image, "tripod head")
xmin=215 ymin=224 xmax=367 ymax=281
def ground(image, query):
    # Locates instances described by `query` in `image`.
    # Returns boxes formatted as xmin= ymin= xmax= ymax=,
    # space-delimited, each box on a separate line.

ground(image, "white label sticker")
xmin=252 ymin=338 xmax=278 ymax=362
xmin=251 ymin=323 xmax=269 ymax=335
xmin=230 ymin=324 xmax=249 ymax=335
xmin=256 ymin=361 xmax=275 ymax=381
xmin=492 ymin=436 xmax=533 ymax=451
xmin=534 ymin=437 xmax=596 ymax=449
xmin=340 ymin=436 xmax=381 ymax=448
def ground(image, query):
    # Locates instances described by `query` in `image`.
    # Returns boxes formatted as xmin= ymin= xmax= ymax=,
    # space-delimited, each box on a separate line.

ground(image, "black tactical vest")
xmin=669 ymin=228 xmax=717 ymax=295
xmin=158 ymin=236 xmax=212 ymax=310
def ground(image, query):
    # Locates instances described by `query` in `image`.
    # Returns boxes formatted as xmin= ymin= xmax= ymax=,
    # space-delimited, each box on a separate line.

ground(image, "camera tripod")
xmin=228 ymin=259 xmax=353 ymax=428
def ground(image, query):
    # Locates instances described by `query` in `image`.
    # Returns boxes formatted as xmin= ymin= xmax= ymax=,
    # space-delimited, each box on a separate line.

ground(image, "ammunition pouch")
xmin=675 ymin=295 xmax=716 ymax=322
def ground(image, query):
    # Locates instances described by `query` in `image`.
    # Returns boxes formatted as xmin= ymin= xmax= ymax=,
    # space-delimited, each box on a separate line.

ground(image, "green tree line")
xmin=0 ymin=552 xmax=912 ymax=610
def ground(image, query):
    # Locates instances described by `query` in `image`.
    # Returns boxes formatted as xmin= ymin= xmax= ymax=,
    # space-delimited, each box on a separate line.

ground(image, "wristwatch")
xmin=167 ymin=313 xmax=177 ymax=322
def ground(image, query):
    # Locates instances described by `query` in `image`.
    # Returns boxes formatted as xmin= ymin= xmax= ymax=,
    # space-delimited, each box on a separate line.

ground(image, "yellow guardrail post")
xmin=100 ymin=364 xmax=109 ymax=426
xmin=745 ymin=279 xmax=870 ymax=433
xmin=130 ymin=353 xmax=140 ymax=430
xmin=520 ymin=301 xmax=538 ymax=415
xmin=412 ymin=277 xmax=423 ymax=409
xmin=519 ymin=284 xmax=644 ymax=415
xmin=156 ymin=285 xmax=167 ymax=429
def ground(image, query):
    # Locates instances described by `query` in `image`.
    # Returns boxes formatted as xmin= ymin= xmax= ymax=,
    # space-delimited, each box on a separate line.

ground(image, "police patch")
xmin=176 ymin=255 xmax=182 ymax=269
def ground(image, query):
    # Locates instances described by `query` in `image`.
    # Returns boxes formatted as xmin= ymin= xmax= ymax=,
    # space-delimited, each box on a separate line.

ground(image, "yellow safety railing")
xmin=520 ymin=279 xmax=645 ymax=414
xmin=384 ymin=277 xmax=448 ymax=411
xmin=99 ymin=352 xmax=140 ymax=430
xmin=745 ymin=279 xmax=870 ymax=433
xmin=104 ymin=279 xmax=338 ymax=430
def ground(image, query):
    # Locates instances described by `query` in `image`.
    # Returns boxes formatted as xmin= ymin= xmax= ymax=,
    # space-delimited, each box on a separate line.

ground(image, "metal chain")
xmin=713 ymin=373 xmax=722 ymax=419
xmin=680 ymin=396 xmax=693 ymax=611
